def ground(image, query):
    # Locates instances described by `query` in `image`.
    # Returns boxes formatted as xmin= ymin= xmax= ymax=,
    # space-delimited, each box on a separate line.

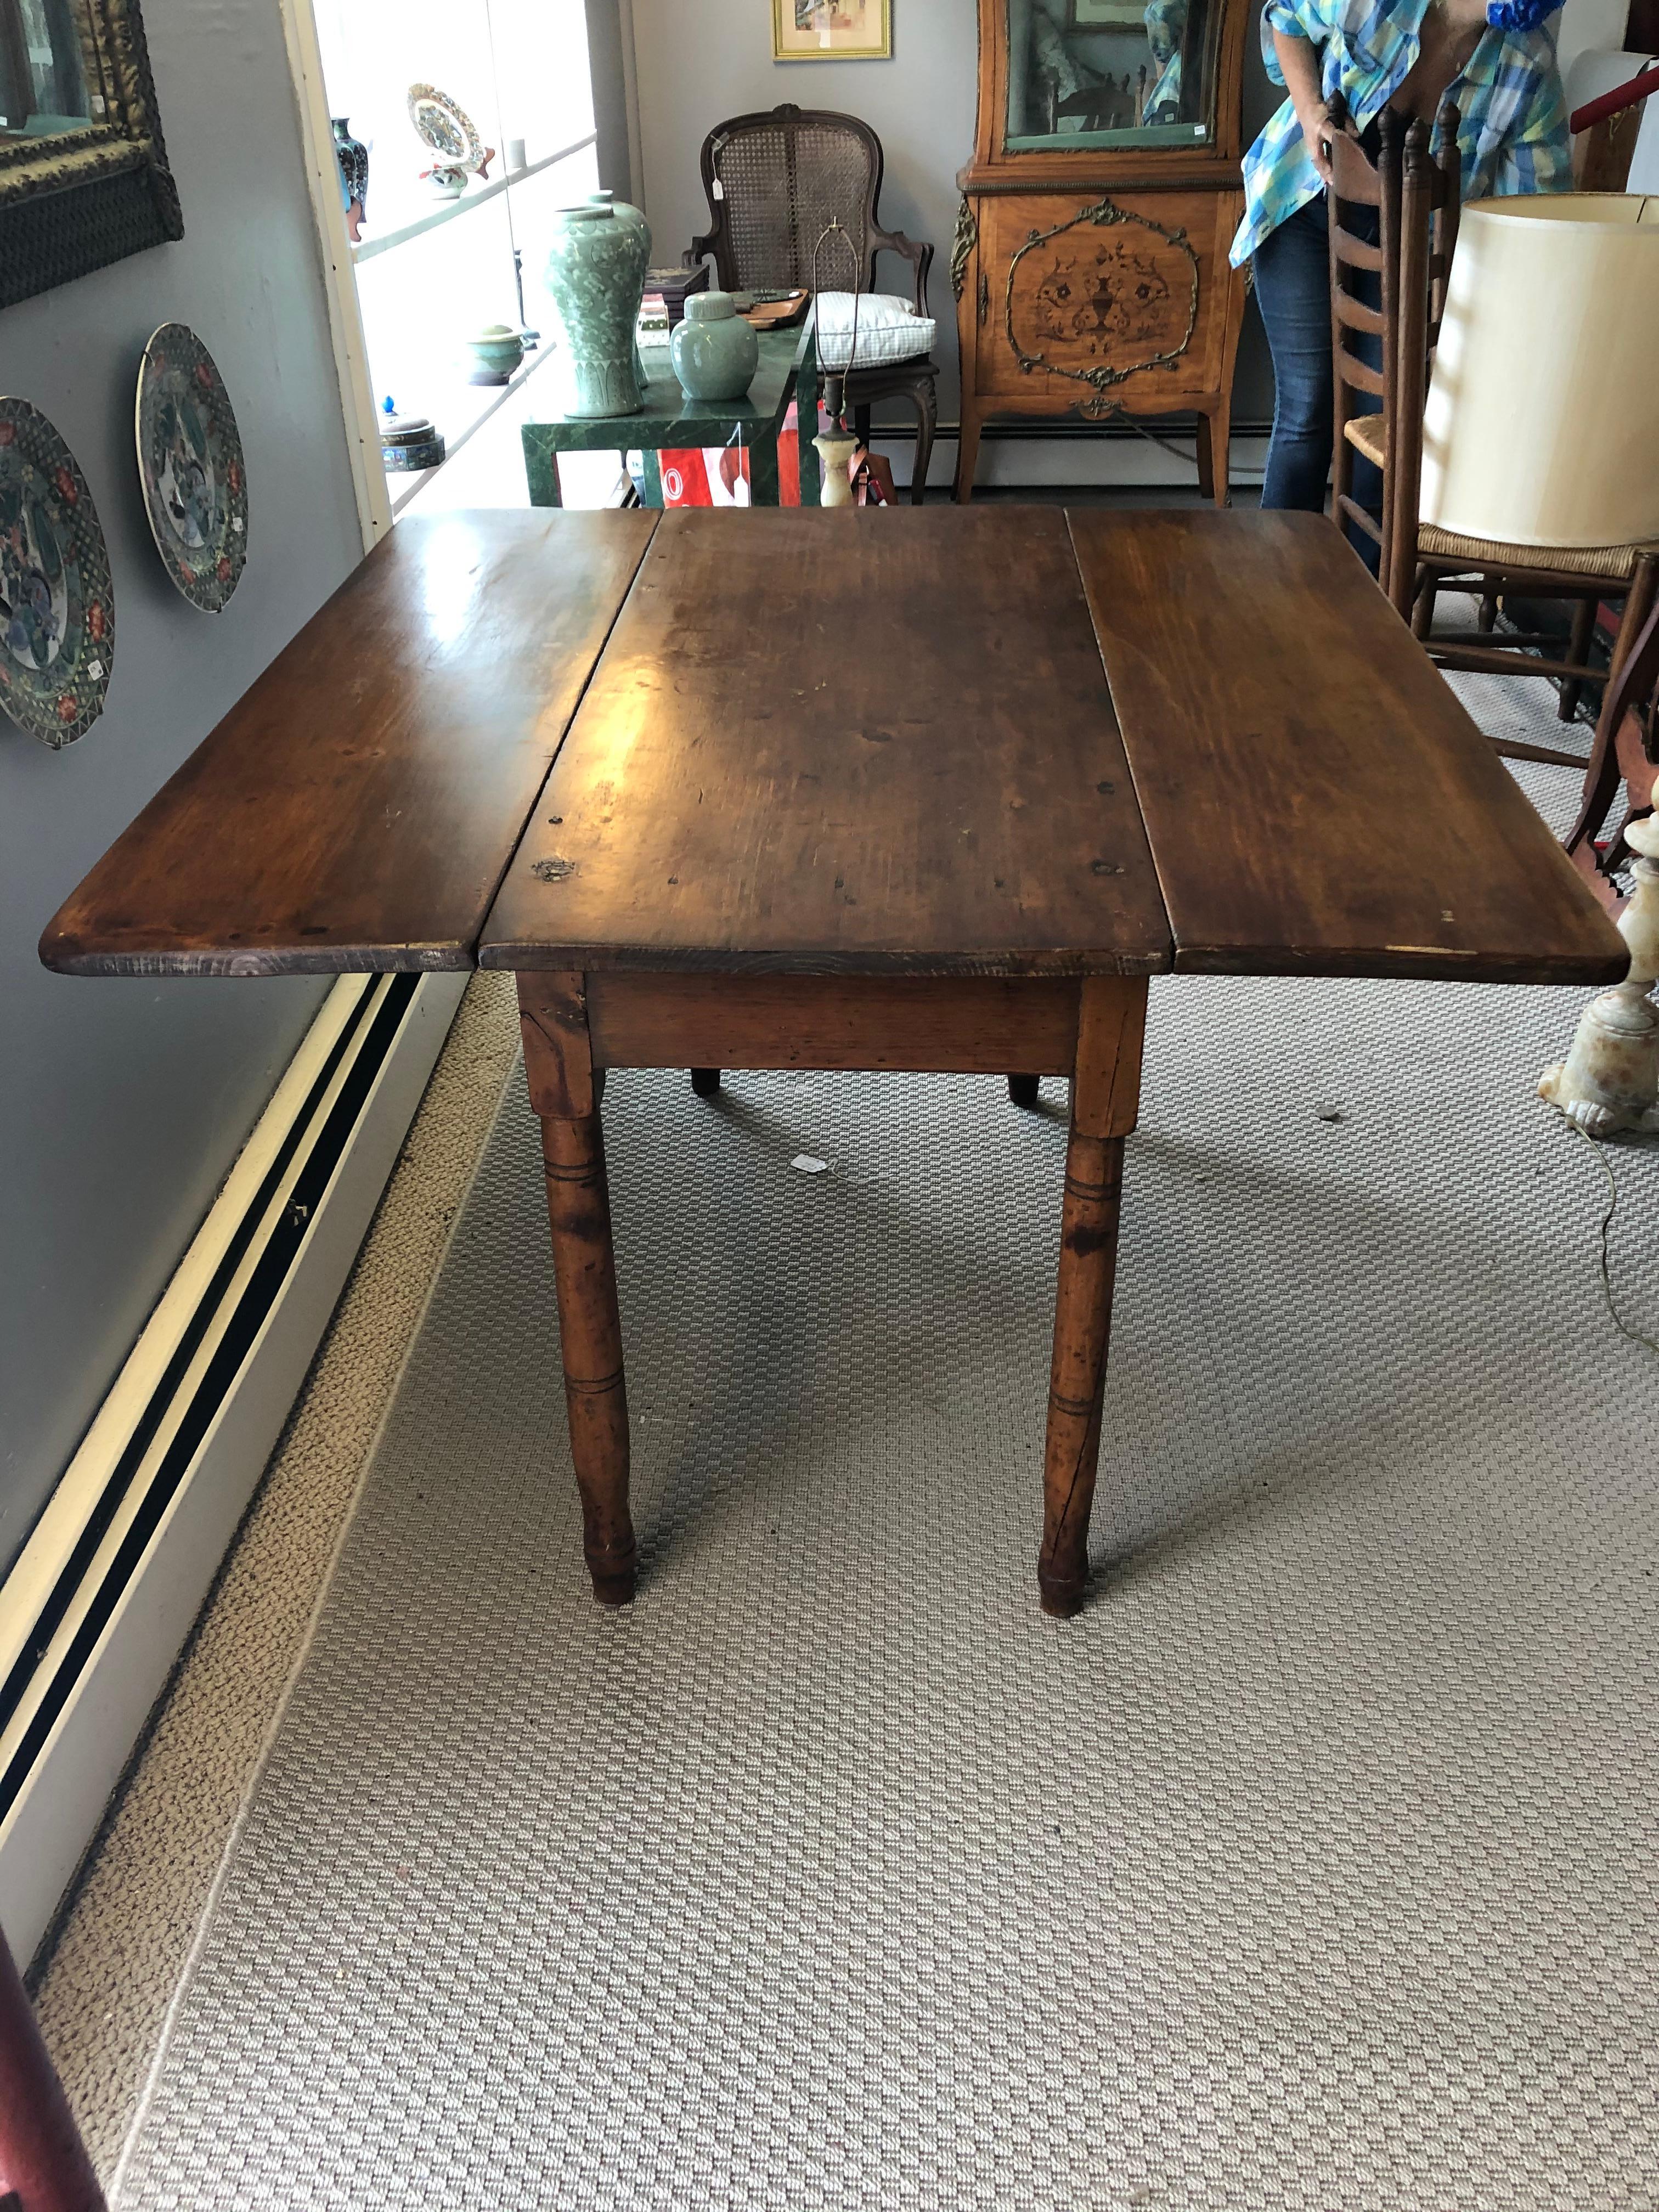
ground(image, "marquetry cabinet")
xmin=954 ymin=0 xmax=1251 ymax=501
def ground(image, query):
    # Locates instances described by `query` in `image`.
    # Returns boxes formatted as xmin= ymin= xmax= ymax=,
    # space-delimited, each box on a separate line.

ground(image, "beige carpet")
xmin=109 ymin=976 xmax=1659 ymax=2210
xmin=33 ymin=970 xmax=524 ymax=2180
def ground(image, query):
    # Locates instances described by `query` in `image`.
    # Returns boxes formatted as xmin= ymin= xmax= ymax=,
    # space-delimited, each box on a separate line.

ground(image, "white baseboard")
xmin=871 ymin=428 xmax=1270 ymax=492
xmin=0 ymin=970 xmax=465 ymax=1965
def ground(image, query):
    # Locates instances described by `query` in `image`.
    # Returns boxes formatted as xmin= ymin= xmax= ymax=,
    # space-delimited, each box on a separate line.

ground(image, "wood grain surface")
xmin=480 ymin=506 xmax=1173 ymax=976
xmin=1068 ymin=508 xmax=1627 ymax=985
xmin=584 ymin=972 xmax=1084 ymax=1073
xmin=40 ymin=511 xmax=657 ymax=977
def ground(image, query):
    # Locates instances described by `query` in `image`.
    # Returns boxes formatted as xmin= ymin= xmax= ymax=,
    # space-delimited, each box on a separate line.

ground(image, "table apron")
xmin=580 ymin=971 xmax=1084 ymax=1078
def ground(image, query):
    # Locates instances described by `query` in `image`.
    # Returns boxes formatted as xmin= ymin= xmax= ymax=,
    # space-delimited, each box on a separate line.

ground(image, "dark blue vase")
xmin=332 ymin=118 xmax=369 ymax=241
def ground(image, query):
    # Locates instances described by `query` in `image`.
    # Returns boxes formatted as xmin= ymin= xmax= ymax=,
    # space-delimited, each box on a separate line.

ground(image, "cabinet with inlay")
xmin=954 ymin=0 xmax=1251 ymax=501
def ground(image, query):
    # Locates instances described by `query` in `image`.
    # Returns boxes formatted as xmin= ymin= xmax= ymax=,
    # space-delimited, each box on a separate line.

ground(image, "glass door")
xmin=312 ymin=0 xmax=603 ymax=507
xmin=1003 ymin=0 xmax=1218 ymax=150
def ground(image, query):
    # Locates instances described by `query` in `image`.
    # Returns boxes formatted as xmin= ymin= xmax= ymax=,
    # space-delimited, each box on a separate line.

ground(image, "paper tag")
xmin=712 ymin=177 xmax=725 ymax=200
xmin=86 ymin=659 xmax=104 ymax=680
xmin=232 ymin=516 xmax=244 ymax=533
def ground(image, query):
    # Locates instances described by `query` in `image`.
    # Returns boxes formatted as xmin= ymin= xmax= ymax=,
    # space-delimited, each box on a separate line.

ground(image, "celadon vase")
xmin=545 ymin=190 xmax=651 ymax=417
xmin=670 ymin=291 xmax=759 ymax=403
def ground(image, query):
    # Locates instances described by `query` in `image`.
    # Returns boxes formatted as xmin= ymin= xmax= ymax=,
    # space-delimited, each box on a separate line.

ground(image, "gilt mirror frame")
xmin=0 ymin=0 xmax=182 ymax=311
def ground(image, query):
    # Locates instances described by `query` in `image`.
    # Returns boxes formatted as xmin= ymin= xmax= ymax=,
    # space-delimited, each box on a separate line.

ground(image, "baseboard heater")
xmin=0 ymin=969 xmax=466 ymax=1965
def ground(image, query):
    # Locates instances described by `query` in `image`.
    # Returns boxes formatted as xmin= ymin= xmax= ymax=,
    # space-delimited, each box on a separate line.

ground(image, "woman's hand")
xmin=1272 ymin=29 xmax=1344 ymax=185
xmin=1294 ymin=94 xmax=1342 ymax=183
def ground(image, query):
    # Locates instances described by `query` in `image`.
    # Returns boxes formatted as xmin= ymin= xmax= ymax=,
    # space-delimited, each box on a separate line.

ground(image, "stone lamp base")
xmin=1539 ymin=984 xmax=1659 ymax=1135
xmin=1540 ymin=817 xmax=1659 ymax=1135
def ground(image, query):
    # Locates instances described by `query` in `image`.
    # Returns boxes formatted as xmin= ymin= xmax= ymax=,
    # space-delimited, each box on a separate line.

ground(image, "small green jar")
xmin=670 ymin=291 xmax=760 ymax=403
xmin=464 ymin=324 xmax=524 ymax=385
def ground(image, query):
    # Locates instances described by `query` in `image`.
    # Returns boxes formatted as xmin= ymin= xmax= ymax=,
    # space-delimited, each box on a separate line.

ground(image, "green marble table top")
xmin=522 ymin=323 xmax=811 ymax=452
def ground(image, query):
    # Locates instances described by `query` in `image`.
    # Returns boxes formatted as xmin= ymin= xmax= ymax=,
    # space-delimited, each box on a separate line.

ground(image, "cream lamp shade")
xmin=1419 ymin=193 xmax=1659 ymax=551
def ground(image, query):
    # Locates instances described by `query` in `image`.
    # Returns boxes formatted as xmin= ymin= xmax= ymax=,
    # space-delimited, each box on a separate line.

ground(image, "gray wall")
xmin=0 ymin=0 xmax=365 ymax=1571
xmin=626 ymin=0 xmax=1278 ymax=431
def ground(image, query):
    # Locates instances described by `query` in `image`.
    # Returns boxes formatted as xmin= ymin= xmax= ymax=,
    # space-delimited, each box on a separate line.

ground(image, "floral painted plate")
xmin=407 ymin=82 xmax=484 ymax=171
xmin=0 ymin=397 xmax=114 ymax=748
xmin=136 ymin=324 xmax=249 ymax=614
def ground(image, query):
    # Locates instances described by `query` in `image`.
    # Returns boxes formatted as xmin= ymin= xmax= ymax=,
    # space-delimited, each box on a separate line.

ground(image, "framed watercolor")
xmin=0 ymin=394 xmax=114 ymax=747
xmin=135 ymin=323 xmax=249 ymax=613
xmin=771 ymin=0 xmax=891 ymax=62
xmin=1066 ymin=0 xmax=1150 ymax=24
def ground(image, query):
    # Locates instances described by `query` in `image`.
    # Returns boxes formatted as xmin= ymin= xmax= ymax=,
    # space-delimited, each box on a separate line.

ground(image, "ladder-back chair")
xmin=1332 ymin=111 xmax=1658 ymax=767
xmin=1328 ymin=102 xmax=1405 ymax=583
xmin=1565 ymin=578 xmax=1659 ymax=881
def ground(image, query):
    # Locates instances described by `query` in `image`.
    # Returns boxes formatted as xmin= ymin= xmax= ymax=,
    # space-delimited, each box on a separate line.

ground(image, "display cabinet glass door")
xmin=1003 ymin=0 xmax=1217 ymax=150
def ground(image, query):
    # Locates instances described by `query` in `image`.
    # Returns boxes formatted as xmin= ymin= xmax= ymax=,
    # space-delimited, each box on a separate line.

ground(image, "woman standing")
xmin=1233 ymin=0 xmax=1570 ymax=530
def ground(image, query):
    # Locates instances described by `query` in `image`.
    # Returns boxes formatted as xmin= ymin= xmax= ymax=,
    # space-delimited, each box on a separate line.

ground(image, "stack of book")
xmin=641 ymin=263 xmax=710 ymax=330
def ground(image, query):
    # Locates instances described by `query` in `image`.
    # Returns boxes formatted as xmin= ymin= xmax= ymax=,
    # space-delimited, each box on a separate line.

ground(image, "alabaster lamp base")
xmin=1539 ymin=984 xmax=1659 ymax=1135
xmin=1540 ymin=825 xmax=1659 ymax=1135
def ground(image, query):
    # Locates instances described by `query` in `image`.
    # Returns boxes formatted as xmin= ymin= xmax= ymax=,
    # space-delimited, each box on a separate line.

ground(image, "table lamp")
xmin=1419 ymin=193 xmax=1659 ymax=551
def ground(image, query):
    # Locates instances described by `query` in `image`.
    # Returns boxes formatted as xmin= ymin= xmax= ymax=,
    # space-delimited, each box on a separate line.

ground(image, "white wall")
xmin=0 ymin=0 xmax=365 ymax=1571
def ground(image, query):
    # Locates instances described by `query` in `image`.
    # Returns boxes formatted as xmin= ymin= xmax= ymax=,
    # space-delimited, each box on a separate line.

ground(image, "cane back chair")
xmin=686 ymin=103 xmax=938 ymax=504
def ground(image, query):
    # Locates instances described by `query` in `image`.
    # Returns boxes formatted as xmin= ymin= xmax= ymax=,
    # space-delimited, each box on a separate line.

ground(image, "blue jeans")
xmin=1252 ymin=192 xmax=1383 ymax=569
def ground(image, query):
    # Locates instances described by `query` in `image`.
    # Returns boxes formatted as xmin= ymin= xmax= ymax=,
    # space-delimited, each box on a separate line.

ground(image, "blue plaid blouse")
xmin=1144 ymin=0 xmax=1186 ymax=118
xmin=1229 ymin=0 xmax=1571 ymax=266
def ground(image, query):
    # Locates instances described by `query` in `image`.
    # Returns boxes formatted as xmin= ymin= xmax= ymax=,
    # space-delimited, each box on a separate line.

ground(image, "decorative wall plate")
xmin=136 ymin=324 xmax=249 ymax=614
xmin=407 ymin=83 xmax=484 ymax=172
xmin=0 ymin=397 xmax=114 ymax=748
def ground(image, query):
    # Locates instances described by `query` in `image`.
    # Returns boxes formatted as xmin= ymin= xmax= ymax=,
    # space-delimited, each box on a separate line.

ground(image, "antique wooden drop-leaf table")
xmin=42 ymin=504 xmax=1625 ymax=1623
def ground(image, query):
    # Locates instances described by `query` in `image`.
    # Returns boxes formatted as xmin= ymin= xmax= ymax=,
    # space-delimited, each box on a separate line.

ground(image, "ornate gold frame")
xmin=0 ymin=0 xmax=182 ymax=311
xmin=770 ymin=0 xmax=892 ymax=62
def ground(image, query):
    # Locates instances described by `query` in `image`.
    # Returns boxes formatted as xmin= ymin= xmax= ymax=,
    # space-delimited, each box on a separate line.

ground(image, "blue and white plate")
xmin=0 ymin=396 xmax=114 ymax=748
xmin=136 ymin=323 xmax=249 ymax=614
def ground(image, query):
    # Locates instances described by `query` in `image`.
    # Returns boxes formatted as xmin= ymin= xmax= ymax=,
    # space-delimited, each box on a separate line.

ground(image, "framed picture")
xmin=1066 ymin=0 xmax=1150 ymax=24
xmin=0 ymin=0 xmax=182 ymax=311
xmin=771 ymin=0 xmax=891 ymax=61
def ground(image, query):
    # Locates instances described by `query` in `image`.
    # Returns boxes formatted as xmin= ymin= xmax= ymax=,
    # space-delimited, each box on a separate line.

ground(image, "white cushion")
xmin=814 ymin=290 xmax=934 ymax=370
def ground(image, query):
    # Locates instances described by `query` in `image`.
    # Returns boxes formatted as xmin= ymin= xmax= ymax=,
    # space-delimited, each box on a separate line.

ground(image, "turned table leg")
xmin=0 ymin=1926 xmax=105 ymax=2212
xmin=520 ymin=974 xmax=636 ymax=1605
xmin=1039 ymin=977 xmax=1147 ymax=1617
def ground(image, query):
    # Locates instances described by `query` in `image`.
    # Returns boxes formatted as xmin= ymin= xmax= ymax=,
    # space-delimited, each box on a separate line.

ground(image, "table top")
xmin=40 ymin=511 xmax=656 ymax=976
xmin=1069 ymin=508 xmax=1620 ymax=985
xmin=481 ymin=506 xmax=1169 ymax=976
xmin=520 ymin=325 xmax=809 ymax=456
xmin=41 ymin=505 xmax=1626 ymax=991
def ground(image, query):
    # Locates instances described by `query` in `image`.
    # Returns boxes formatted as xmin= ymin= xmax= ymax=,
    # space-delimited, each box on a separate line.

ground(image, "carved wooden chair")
xmin=1327 ymin=106 xmax=1407 ymax=581
xmin=686 ymin=102 xmax=938 ymax=504
xmin=1330 ymin=110 xmax=1659 ymax=768
xmin=1564 ymin=579 xmax=1659 ymax=885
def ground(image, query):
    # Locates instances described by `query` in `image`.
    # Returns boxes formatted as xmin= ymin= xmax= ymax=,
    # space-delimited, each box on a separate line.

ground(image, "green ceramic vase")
xmin=464 ymin=323 xmax=524 ymax=386
xmin=545 ymin=190 xmax=651 ymax=417
xmin=670 ymin=291 xmax=760 ymax=403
